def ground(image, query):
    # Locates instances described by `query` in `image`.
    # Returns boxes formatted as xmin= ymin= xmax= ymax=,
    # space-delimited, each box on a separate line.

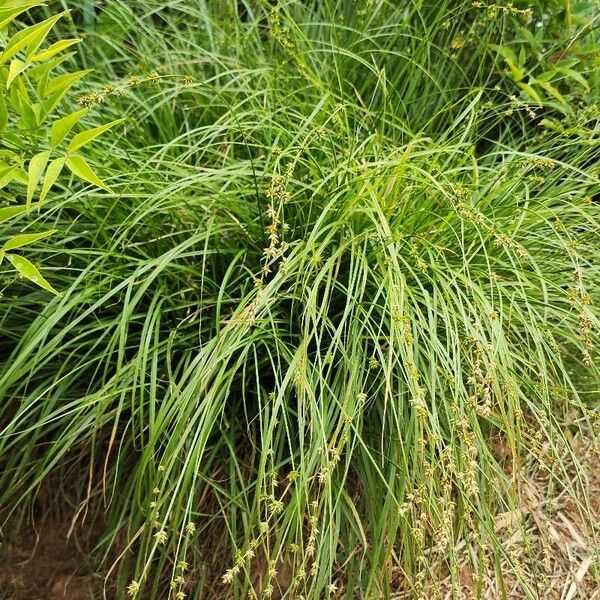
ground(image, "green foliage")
xmin=488 ymin=1 xmax=598 ymax=113
xmin=0 ymin=1 xmax=598 ymax=599
xmin=0 ymin=1 xmax=121 ymax=292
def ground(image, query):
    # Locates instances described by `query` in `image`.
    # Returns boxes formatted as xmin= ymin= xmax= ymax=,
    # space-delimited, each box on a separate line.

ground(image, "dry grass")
xmin=3 ymin=429 xmax=597 ymax=600
xmin=389 ymin=429 xmax=600 ymax=600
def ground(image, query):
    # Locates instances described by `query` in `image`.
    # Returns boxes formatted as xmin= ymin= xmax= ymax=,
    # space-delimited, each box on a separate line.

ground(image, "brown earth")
xmin=1 ymin=433 xmax=598 ymax=599
xmin=0 ymin=516 xmax=111 ymax=600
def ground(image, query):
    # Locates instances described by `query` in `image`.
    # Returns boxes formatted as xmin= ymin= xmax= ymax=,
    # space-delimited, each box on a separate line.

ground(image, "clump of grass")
xmin=1 ymin=1 xmax=599 ymax=598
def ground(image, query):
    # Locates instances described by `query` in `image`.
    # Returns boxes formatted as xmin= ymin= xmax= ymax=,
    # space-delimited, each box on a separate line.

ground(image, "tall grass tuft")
xmin=1 ymin=1 xmax=599 ymax=598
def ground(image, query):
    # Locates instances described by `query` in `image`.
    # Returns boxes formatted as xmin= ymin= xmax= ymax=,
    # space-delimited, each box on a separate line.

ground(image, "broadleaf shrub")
xmin=0 ymin=2 xmax=119 ymax=292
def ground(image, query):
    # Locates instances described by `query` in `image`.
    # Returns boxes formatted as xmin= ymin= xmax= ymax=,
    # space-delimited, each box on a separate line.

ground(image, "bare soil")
xmin=0 ymin=516 xmax=111 ymax=600
xmin=1 ymin=433 xmax=598 ymax=599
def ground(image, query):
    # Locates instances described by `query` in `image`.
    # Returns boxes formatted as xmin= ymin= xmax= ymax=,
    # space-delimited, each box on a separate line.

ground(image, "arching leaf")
xmin=5 ymin=252 xmax=57 ymax=293
xmin=31 ymin=38 xmax=80 ymax=62
xmin=26 ymin=149 xmax=51 ymax=206
xmin=0 ymin=204 xmax=29 ymax=224
xmin=51 ymin=108 xmax=89 ymax=147
xmin=66 ymin=155 xmax=111 ymax=192
xmin=68 ymin=118 xmax=125 ymax=153
xmin=2 ymin=230 xmax=54 ymax=251
xmin=39 ymin=157 xmax=65 ymax=203
xmin=0 ymin=12 xmax=65 ymax=65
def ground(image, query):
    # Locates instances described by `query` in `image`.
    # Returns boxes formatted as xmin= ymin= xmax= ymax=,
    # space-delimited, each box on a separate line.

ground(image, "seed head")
xmin=177 ymin=560 xmax=189 ymax=572
xmin=127 ymin=581 xmax=140 ymax=597
xmin=184 ymin=521 xmax=196 ymax=535
xmin=154 ymin=529 xmax=167 ymax=545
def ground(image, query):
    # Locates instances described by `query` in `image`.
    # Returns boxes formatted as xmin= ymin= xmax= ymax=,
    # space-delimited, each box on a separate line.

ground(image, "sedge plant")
xmin=0 ymin=1 xmax=599 ymax=598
